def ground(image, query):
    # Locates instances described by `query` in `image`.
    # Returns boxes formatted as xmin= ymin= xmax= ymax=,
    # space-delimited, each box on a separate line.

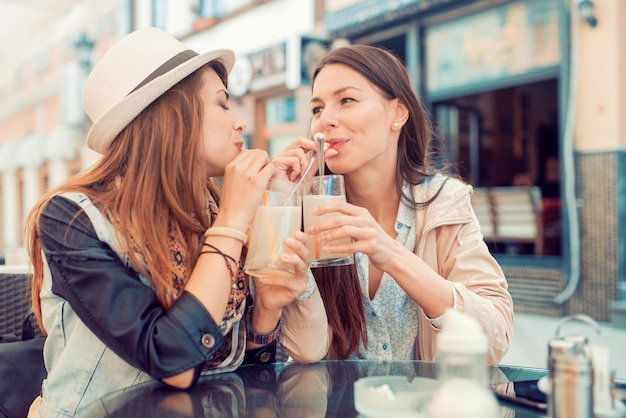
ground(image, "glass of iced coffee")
xmin=302 ymin=174 xmax=354 ymax=267
xmin=244 ymin=179 xmax=302 ymax=278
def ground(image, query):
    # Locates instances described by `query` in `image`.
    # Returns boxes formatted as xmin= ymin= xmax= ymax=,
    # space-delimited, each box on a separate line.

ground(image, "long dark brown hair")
xmin=310 ymin=44 xmax=453 ymax=359
xmin=26 ymin=61 xmax=229 ymax=333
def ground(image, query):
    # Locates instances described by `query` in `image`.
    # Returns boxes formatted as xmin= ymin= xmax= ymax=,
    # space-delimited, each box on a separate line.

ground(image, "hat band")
xmin=129 ymin=50 xmax=199 ymax=95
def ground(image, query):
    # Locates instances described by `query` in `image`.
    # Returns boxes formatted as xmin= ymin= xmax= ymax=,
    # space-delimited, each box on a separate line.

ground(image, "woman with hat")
xmin=25 ymin=27 xmax=329 ymax=417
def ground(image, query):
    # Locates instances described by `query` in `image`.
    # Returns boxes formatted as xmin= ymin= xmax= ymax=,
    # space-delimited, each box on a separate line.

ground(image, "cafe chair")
xmin=0 ymin=272 xmax=46 ymax=418
xmin=0 ymin=273 xmax=44 ymax=341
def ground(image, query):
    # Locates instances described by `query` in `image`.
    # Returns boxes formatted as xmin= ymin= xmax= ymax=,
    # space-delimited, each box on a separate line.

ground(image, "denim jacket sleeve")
xmin=38 ymin=195 xmax=224 ymax=380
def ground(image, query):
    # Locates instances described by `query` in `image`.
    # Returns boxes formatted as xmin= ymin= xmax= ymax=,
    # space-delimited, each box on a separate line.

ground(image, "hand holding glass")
xmin=244 ymin=180 xmax=302 ymax=279
xmin=303 ymin=174 xmax=354 ymax=267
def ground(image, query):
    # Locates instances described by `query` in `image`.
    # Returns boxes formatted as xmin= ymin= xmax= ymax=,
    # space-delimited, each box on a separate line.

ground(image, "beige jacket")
xmin=412 ymin=175 xmax=514 ymax=365
xmin=280 ymin=286 xmax=330 ymax=363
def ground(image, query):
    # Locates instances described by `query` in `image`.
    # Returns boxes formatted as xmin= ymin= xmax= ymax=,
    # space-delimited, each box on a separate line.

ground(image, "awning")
xmin=324 ymin=0 xmax=460 ymax=37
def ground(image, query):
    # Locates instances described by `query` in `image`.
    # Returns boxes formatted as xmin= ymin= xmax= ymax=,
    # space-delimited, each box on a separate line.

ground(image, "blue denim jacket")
xmin=37 ymin=192 xmax=245 ymax=417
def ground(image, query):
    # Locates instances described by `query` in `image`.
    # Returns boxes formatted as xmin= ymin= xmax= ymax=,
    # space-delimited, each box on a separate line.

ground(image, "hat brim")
xmin=86 ymin=49 xmax=235 ymax=154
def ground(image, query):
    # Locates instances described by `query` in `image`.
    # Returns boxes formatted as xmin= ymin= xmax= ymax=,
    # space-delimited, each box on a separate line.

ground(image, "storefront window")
xmin=433 ymin=79 xmax=561 ymax=257
xmin=424 ymin=0 xmax=560 ymax=100
xmin=265 ymin=96 xmax=295 ymax=127
xmin=193 ymin=0 xmax=221 ymax=17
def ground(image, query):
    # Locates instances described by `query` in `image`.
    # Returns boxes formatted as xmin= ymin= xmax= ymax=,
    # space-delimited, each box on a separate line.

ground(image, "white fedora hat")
xmin=82 ymin=27 xmax=235 ymax=154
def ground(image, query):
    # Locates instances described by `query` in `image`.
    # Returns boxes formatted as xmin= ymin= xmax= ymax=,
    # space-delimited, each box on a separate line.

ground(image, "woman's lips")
xmin=327 ymin=140 xmax=347 ymax=151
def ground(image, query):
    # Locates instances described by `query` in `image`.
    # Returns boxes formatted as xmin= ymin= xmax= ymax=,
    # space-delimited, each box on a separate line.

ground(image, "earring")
xmin=393 ymin=122 xmax=399 ymax=128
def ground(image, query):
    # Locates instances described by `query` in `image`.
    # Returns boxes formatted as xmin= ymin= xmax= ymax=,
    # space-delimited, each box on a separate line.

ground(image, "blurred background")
xmin=0 ymin=0 xmax=625 ymax=374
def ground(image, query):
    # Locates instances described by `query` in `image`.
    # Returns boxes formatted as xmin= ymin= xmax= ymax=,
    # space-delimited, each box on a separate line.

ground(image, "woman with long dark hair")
xmin=276 ymin=44 xmax=513 ymax=363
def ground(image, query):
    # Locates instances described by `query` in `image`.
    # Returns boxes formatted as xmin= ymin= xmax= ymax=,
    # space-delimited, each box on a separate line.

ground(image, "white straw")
xmin=286 ymin=151 xmax=316 ymax=203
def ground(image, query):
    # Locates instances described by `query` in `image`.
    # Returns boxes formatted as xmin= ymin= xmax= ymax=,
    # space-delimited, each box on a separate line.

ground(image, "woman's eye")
xmin=341 ymin=97 xmax=355 ymax=104
xmin=219 ymin=102 xmax=230 ymax=110
xmin=311 ymin=106 xmax=322 ymax=116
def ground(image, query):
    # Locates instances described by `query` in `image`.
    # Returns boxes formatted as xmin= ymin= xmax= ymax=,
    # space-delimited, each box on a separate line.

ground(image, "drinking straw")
xmin=314 ymin=132 xmax=325 ymax=175
xmin=268 ymin=222 xmax=281 ymax=265
xmin=285 ymin=151 xmax=316 ymax=203
xmin=315 ymin=238 xmax=321 ymax=260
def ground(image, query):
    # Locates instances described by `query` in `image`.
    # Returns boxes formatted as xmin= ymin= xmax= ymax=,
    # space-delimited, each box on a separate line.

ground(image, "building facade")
xmin=0 ymin=0 xmax=624 ymax=324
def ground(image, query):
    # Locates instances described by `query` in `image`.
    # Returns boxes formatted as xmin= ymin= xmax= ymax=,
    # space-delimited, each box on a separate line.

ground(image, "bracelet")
xmin=200 ymin=243 xmax=238 ymax=280
xmin=204 ymin=227 xmax=247 ymax=245
xmin=245 ymin=306 xmax=281 ymax=345
xmin=202 ymin=243 xmax=238 ymax=265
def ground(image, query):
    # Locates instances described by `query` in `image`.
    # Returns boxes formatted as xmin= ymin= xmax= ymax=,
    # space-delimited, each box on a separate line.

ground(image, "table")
xmin=83 ymin=360 xmax=553 ymax=417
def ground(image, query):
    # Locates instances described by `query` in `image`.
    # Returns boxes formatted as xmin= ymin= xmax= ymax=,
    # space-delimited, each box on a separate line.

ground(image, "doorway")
xmin=433 ymin=79 xmax=560 ymax=256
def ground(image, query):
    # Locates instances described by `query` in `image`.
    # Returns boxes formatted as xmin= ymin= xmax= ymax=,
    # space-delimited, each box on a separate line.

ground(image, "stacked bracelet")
xmin=204 ymin=227 xmax=247 ymax=245
xmin=245 ymin=306 xmax=281 ymax=345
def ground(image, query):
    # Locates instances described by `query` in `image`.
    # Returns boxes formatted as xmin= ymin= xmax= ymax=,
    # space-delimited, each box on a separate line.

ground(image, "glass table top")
xmin=82 ymin=360 xmax=558 ymax=417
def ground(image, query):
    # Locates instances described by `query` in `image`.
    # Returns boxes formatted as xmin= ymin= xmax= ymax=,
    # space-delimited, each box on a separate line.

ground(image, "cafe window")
xmin=154 ymin=0 xmax=198 ymax=35
xmin=192 ymin=0 xmax=252 ymax=18
xmin=192 ymin=0 xmax=221 ymax=18
xmin=433 ymin=79 xmax=561 ymax=257
xmin=265 ymin=96 xmax=295 ymax=127
xmin=152 ymin=0 xmax=168 ymax=29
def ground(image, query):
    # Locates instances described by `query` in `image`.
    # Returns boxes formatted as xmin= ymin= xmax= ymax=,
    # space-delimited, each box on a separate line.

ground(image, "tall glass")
xmin=244 ymin=179 xmax=301 ymax=279
xmin=302 ymin=174 xmax=354 ymax=267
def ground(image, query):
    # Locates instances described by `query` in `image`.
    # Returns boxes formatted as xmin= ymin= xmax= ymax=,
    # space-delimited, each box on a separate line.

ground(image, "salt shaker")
xmin=547 ymin=315 xmax=598 ymax=418
xmin=435 ymin=310 xmax=489 ymax=385
xmin=428 ymin=310 xmax=499 ymax=418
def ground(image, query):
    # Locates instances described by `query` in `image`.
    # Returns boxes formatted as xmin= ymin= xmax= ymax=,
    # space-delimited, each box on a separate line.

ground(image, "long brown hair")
xmin=26 ymin=61 xmax=229 ymax=333
xmin=310 ymin=44 xmax=452 ymax=358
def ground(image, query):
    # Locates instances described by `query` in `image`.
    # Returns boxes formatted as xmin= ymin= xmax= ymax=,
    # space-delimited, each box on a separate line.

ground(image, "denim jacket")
xmin=37 ymin=192 xmax=244 ymax=417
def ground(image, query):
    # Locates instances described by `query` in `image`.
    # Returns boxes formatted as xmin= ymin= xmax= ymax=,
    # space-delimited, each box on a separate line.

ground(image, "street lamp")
xmin=578 ymin=0 xmax=598 ymax=28
xmin=74 ymin=32 xmax=95 ymax=72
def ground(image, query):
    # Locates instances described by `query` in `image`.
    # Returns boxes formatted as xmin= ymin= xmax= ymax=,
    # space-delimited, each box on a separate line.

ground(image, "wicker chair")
xmin=0 ymin=273 xmax=43 ymax=340
xmin=0 ymin=272 xmax=46 ymax=418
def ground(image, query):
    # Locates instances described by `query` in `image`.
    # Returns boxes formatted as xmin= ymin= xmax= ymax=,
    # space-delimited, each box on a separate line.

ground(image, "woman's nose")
xmin=318 ymin=108 xmax=338 ymax=129
xmin=234 ymin=114 xmax=246 ymax=133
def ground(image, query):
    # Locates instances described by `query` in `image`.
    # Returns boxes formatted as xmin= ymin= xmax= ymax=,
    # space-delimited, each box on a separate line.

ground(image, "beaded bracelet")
xmin=245 ymin=306 xmax=281 ymax=345
xmin=204 ymin=227 xmax=247 ymax=245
